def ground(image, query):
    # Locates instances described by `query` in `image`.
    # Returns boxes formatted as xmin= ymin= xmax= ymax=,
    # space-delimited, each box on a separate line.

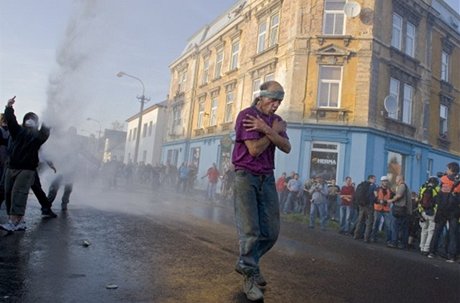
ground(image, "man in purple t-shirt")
xmin=232 ymin=80 xmax=291 ymax=301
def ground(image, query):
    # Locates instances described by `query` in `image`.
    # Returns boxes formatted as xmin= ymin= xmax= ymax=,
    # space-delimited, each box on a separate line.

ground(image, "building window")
xmin=405 ymin=22 xmax=415 ymax=57
xmin=257 ymin=12 xmax=280 ymax=53
xmin=128 ymin=129 xmax=132 ymax=141
xmin=178 ymin=70 xmax=187 ymax=93
xmin=391 ymin=13 xmax=403 ymax=50
xmin=310 ymin=142 xmax=338 ymax=180
xmin=210 ymin=96 xmax=218 ymax=126
xmin=166 ymin=149 xmax=179 ymax=167
xmin=388 ymin=77 xmax=413 ymax=125
xmin=257 ymin=21 xmax=267 ymax=53
xmin=389 ymin=78 xmax=400 ymax=119
xmin=224 ymin=90 xmax=234 ymax=123
xmin=197 ymin=97 xmax=205 ymax=129
xmin=230 ymin=41 xmax=239 ymax=71
xmin=391 ymin=13 xmax=417 ymax=58
xmin=252 ymin=78 xmax=262 ymax=100
xmin=133 ymin=127 xmax=137 ymax=141
xmin=148 ymin=121 xmax=153 ymax=136
xmin=143 ymin=123 xmax=148 ymax=137
xmin=317 ymin=65 xmax=342 ymax=108
xmin=214 ymin=48 xmax=223 ymax=79
xmin=441 ymin=51 xmax=449 ymax=82
xmin=402 ymin=84 xmax=413 ymax=124
xmin=269 ymin=14 xmax=280 ymax=47
xmin=202 ymin=56 xmax=209 ymax=85
xmin=439 ymin=104 xmax=448 ymax=137
xmin=323 ymin=0 xmax=345 ymax=35
xmin=172 ymin=105 xmax=182 ymax=129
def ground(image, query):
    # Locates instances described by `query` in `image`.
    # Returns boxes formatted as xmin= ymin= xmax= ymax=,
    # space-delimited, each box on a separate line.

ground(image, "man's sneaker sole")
xmin=243 ymin=276 xmax=264 ymax=301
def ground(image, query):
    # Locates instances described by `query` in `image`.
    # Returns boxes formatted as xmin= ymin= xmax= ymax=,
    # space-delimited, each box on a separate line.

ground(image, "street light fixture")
xmin=116 ymin=71 xmax=150 ymax=164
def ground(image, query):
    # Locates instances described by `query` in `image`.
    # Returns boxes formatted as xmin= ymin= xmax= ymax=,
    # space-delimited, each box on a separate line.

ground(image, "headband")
xmin=259 ymin=90 xmax=284 ymax=101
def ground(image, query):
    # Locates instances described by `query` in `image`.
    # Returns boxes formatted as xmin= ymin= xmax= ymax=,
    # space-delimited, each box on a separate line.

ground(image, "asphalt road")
xmin=1 ymin=183 xmax=459 ymax=303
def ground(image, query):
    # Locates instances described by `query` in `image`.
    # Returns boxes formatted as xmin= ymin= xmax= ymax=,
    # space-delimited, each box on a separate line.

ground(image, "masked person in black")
xmin=0 ymin=96 xmax=50 ymax=232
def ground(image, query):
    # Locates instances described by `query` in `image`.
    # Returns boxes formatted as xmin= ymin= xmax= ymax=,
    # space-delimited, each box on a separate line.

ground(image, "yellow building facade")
xmin=162 ymin=0 xmax=459 ymax=189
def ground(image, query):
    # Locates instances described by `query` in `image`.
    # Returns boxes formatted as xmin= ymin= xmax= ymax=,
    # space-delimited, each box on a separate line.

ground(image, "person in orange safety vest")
xmin=370 ymin=176 xmax=394 ymax=243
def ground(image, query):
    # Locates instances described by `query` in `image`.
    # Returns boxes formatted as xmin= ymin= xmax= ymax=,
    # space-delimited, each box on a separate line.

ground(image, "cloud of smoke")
xmin=43 ymin=0 xmax=106 ymax=129
xmin=41 ymin=0 xmax=110 ymax=185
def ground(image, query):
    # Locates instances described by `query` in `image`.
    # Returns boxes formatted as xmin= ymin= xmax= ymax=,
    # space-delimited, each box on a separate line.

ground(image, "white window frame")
xmin=391 ymin=13 xmax=403 ymax=50
xmin=230 ymin=40 xmax=239 ymax=71
xmin=172 ymin=106 xmax=182 ymax=129
xmin=197 ymin=98 xmax=205 ymax=129
xmin=323 ymin=0 xmax=346 ymax=35
xmin=257 ymin=21 xmax=267 ymax=53
xmin=441 ymin=51 xmax=449 ymax=82
xmin=148 ymin=121 xmax=153 ymax=136
xmin=317 ymin=65 xmax=342 ymax=108
xmin=389 ymin=78 xmax=400 ymax=120
xmin=202 ymin=56 xmax=209 ymax=85
xmin=252 ymin=78 xmax=262 ymax=100
xmin=402 ymin=84 xmax=413 ymax=124
xmin=439 ymin=104 xmax=448 ymax=136
xmin=214 ymin=48 xmax=223 ymax=79
xmin=210 ymin=96 xmax=218 ymax=126
xmin=405 ymin=22 xmax=415 ymax=57
xmin=224 ymin=90 xmax=234 ymax=123
xmin=269 ymin=14 xmax=280 ymax=47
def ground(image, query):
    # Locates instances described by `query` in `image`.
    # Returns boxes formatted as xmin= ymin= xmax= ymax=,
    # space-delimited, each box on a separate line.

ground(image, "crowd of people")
xmin=98 ymin=159 xmax=236 ymax=201
xmin=276 ymin=162 xmax=460 ymax=263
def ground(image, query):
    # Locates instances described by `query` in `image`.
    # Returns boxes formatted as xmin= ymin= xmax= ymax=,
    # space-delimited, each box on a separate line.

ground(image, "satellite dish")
xmin=343 ymin=1 xmax=361 ymax=18
xmin=384 ymin=95 xmax=398 ymax=114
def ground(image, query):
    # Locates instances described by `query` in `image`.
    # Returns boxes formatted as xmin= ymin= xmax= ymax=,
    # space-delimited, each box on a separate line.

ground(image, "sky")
xmin=0 ymin=0 xmax=237 ymax=136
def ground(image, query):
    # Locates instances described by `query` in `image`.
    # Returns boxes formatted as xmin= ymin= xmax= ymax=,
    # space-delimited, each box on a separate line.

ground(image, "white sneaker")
xmin=243 ymin=275 xmax=264 ymax=301
xmin=0 ymin=221 xmax=17 ymax=232
xmin=15 ymin=221 xmax=27 ymax=231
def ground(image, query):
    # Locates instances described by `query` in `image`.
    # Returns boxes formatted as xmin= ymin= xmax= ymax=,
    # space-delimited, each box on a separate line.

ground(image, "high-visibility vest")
xmin=440 ymin=175 xmax=460 ymax=193
xmin=374 ymin=187 xmax=392 ymax=212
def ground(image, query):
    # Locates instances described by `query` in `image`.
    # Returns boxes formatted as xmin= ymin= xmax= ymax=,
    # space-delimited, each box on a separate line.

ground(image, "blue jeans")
xmin=371 ymin=211 xmax=391 ymax=242
xmin=207 ymin=182 xmax=217 ymax=200
xmin=310 ymin=202 xmax=327 ymax=229
xmin=234 ymin=171 xmax=279 ymax=274
xmin=283 ymin=191 xmax=299 ymax=213
xmin=391 ymin=215 xmax=409 ymax=248
xmin=339 ymin=205 xmax=352 ymax=233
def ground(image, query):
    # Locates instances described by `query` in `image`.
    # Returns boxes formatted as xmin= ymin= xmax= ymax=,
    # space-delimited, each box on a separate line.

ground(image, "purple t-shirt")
xmin=231 ymin=106 xmax=288 ymax=175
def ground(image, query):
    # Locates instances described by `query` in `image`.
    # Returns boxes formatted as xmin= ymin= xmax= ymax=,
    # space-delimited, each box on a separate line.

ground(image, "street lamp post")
xmin=116 ymin=71 xmax=150 ymax=164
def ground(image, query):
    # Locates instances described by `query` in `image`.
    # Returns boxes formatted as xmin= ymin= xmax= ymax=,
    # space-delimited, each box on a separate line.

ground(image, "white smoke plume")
xmin=43 ymin=0 xmax=106 ymax=129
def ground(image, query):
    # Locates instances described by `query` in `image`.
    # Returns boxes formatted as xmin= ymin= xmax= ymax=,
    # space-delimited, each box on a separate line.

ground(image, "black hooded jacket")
xmin=4 ymin=106 xmax=49 ymax=170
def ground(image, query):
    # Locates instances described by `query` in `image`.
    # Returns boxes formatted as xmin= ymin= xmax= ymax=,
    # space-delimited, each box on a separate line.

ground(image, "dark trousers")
xmin=31 ymin=171 xmax=51 ymax=209
xmin=430 ymin=215 xmax=458 ymax=258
